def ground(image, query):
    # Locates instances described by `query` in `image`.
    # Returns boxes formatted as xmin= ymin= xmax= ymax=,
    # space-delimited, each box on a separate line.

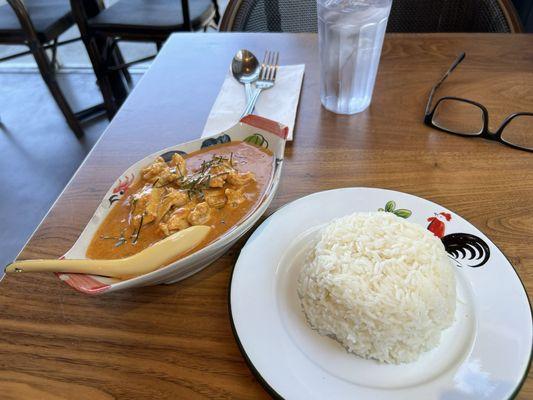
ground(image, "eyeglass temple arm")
xmin=424 ymin=52 xmax=466 ymax=116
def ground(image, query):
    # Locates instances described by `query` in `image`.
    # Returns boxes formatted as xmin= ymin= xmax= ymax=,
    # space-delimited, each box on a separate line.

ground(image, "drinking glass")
xmin=318 ymin=0 xmax=392 ymax=114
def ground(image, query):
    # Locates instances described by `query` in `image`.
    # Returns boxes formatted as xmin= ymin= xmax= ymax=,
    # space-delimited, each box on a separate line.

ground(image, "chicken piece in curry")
xmin=86 ymin=141 xmax=273 ymax=260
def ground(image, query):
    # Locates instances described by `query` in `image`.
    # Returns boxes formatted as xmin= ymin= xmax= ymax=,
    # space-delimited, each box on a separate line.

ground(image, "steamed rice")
xmin=297 ymin=212 xmax=456 ymax=364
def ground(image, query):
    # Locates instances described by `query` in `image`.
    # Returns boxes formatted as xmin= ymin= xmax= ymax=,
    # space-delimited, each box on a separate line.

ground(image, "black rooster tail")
xmin=441 ymin=233 xmax=490 ymax=268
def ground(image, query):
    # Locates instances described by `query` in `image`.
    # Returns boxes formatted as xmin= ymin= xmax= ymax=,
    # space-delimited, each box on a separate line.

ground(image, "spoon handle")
xmin=244 ymin=82 xmax=252 ymax=103
xmin=5 ymin=225 xmax=211 ymax=279
xmin=241 ymin=88 xmax=262 ymax=118
xmin=5 ymin=258 xmax=123 ymax=275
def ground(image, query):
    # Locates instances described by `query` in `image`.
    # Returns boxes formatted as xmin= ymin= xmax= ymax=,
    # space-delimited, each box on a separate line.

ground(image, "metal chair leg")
xmin=212 ymin=0 xmax=221 ymax=25
xmin=88 ymin=38 xmax=118 ymax=118
xmin=114 ymin=44 xmax=132 ymax=85
xmin=78 ymin=34 xmax=126 ymax=118
xmin=91 ymin=35 xmax=129 ymax=117
xmin=28 ymin=40 xmax=84 ymax=136
xmin=50 ymin=38 xmax=60 ymax=70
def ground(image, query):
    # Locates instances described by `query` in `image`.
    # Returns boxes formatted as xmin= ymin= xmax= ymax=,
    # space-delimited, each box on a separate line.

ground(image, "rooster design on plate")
xmin=379 ymin=201 xmax=490 ymax=268
xmin=108 ymin=173 xmax=134 ymax=206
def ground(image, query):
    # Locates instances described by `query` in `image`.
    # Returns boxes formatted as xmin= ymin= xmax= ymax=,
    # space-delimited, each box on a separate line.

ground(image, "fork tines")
xmin=260 ymin=50 xmax=280 ymax=82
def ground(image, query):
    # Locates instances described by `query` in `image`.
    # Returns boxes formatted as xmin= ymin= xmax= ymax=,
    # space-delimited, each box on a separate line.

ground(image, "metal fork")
xmin=241 ymin=51 xmax=279 ymax=117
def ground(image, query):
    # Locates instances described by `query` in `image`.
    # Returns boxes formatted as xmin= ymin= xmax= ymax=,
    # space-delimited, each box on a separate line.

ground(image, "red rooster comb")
xmin=440 ymin=212 xmax=452 ymax=221
xmin=113 ymin=173 xmax=134 ymax=194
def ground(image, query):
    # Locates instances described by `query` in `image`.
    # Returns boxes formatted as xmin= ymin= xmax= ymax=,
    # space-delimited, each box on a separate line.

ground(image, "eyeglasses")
xmin=424 ymin=53 xmax=533 ymax=152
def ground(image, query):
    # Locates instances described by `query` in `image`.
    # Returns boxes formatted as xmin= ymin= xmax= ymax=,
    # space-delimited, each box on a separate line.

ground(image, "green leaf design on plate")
xmin=377 ymin=208 xmax=385 ymax=212
xmin=243 ymin=133 xmax=269 ymax=149
xmin=385 ymin=200 xmax=396 ymax=212
xmin=393 ymin=209 xmax=412 ymax=219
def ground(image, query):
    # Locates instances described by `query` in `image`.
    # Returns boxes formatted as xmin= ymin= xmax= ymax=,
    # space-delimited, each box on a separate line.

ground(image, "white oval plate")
xmin=58 ymin=115 xmax=287 ymax=295
xmin=230 ymin=188 xmax=532 ymax=400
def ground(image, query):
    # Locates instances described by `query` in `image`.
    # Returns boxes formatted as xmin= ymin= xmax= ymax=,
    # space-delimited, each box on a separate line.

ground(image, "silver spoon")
xmin=231 ymin=49 xmax=260 ymax=105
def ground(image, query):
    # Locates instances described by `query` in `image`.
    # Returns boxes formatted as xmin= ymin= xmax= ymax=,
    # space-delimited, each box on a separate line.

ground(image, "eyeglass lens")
xmin=432 ymin=99 xmax=484 ymax=136
xmin=501 ymin=115 xmax=533 ymax=150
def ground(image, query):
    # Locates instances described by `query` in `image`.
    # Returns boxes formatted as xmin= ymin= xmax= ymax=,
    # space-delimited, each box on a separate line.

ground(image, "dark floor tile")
xmin=0 ymin=72 xmax=114 ymax=270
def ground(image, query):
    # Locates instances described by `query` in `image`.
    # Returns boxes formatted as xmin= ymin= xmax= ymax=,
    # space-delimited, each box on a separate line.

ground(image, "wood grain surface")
xmin=1 ymin=33 xmax=532 ymax=399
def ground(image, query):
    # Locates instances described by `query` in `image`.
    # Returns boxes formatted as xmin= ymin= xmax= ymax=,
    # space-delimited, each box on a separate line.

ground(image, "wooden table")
xmin=1 ymin=33 xmax=532 ymax=399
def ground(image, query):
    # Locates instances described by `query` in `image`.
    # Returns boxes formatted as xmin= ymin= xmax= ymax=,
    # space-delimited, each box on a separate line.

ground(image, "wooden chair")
xmin=220 ymin=0 xmax=523 ymax=33
xmin=70 ymin=0 xmax=220 ymax=117
xmin=0 ymin=0 xmax=106 ymax=136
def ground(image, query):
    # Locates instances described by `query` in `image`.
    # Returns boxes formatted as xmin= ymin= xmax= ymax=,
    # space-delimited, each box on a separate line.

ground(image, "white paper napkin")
xmin=202 ymin=64 xmax=305 ymax=140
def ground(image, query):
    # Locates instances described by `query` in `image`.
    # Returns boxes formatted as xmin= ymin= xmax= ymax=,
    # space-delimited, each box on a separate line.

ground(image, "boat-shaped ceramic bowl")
xmin=59 ymin=115 xmax=288 ymax=295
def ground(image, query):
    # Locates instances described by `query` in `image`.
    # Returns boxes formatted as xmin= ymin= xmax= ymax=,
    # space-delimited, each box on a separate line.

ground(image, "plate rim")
xmin=228 ymin=187 xmax=533 ymax=400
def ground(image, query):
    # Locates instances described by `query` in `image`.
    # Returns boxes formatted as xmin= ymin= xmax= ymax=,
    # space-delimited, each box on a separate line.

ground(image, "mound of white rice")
xmin=297 ymin=212 xmax=456 ymax=364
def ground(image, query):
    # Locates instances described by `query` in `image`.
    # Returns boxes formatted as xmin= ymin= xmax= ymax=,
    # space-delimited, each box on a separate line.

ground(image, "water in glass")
xmin=318 ymin=0 xmax=392 ymax=114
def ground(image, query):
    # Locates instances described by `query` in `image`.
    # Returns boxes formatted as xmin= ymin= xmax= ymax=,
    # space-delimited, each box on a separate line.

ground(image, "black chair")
xmin=0 ymin=0 xmax=106 ymax=136
xmin=220 ymin=0 xmax=523 ymax=33
xmin=70 ymin=0 xmax=220 ymax=117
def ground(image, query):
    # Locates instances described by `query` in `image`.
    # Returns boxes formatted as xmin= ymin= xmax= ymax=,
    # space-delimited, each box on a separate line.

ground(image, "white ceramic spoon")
xmin=5 ymin=225 xmax=211 ymax=279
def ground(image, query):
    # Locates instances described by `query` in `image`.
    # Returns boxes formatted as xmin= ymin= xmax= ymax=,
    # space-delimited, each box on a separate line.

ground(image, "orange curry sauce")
xmin=86 ymin=141 xmax=274 ymax=260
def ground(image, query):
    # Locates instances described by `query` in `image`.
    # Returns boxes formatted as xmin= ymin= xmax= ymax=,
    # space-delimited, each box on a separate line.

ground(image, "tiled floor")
xmin=0 ymin=71 xmax=111 ymax=268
